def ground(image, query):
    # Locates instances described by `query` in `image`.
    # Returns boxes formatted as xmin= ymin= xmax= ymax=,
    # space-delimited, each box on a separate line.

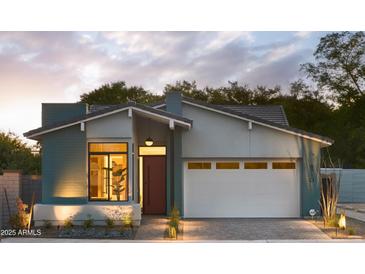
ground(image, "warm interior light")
xmin=144 ymin=137 xmax=154 ymax=146
xmin=338 ymin=213 xmax=346 ymax=230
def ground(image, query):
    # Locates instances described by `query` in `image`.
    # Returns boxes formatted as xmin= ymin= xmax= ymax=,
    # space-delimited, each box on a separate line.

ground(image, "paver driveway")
xmin=181 ymin=218 xmax=330 ymax=241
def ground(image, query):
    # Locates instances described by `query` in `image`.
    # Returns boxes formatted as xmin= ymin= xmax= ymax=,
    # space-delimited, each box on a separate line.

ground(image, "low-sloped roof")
xmin=179 ymin=96 xmax=334 ymax=145
xmin=218 ymin=105 xmax=289 ymax=126
xmin=24 ymin=102 xmax=192 ymax=139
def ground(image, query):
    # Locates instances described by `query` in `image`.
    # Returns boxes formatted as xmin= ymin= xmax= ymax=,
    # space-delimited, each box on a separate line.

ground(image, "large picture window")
xmin=89 ymin=143 xmax=128 ymax=201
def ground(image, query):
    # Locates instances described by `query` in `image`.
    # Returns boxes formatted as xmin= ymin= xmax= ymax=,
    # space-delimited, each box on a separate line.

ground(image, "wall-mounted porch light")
xmin=145 ymin=118 xmax=154 ymax=146
xmin=145 ymin=137 xmax=154 ymax=146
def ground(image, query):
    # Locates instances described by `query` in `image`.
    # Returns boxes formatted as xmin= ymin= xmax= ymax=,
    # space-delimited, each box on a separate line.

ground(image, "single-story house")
xmin=24 ymin=92 xmax=333 ymax=226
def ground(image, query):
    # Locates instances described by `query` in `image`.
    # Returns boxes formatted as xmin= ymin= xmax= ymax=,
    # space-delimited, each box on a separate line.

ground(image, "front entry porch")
xmin=141 ymin=154 xmax=167 ymax=214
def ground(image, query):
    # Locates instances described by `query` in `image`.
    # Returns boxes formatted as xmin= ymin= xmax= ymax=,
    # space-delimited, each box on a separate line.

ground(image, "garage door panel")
xmin=184 ymin=160 xmax=300 ymax=218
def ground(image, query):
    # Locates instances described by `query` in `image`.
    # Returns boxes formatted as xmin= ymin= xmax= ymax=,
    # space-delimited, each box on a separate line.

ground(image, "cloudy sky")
xmin=0 ymin=31 xmax=327 ymax=143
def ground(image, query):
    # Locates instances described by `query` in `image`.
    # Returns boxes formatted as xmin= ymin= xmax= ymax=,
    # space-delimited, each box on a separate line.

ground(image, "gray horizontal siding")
xmin=321 ymin=169 xmax=365 ymax=203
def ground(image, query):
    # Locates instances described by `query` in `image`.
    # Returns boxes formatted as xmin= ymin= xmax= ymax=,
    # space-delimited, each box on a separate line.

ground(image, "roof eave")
xmin=24 ymin=104 xmax=192 ymax=139
xmin=180 ymin=97 xmax=334 ymax=146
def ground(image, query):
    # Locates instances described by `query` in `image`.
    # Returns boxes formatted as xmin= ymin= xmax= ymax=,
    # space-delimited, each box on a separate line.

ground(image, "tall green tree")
xmin=79 ymin=81 xmax=162 ymax=105
xmin=0 ymin=132 xmax=41 ymax=175
xmin=164 ymin=80 xmax=282 ymax=105
xmin=301 ymin=31 xmax=365 ymax=106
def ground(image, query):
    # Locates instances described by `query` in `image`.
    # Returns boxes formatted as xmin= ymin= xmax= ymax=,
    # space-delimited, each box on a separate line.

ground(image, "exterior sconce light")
xmin=145 ymin=137 xmax=154 ymax=147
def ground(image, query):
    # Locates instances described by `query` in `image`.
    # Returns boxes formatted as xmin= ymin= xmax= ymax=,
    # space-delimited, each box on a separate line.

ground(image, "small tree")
xmin=320 ymin=153 xmax=342 ymax=226
xmin=9 ymin=198 xmax=30 ymax=229
xmin=0 ymin=131 xmax=41 ymax=175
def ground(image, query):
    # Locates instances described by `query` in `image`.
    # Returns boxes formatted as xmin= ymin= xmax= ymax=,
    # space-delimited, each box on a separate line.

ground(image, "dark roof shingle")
xmin=219 ymin=105 xmax=289 ymax=126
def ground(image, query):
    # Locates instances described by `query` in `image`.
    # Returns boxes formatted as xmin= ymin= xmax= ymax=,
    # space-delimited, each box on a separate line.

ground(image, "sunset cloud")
xmin=0 ymin=31 xmax=326 ymax=141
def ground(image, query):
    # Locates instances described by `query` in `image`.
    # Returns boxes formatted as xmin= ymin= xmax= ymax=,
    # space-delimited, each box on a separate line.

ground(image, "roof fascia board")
xmin=27 ymin=106 xmax=191 ymax=138
xmin=130 ymin=107 xmax=191 ymax=128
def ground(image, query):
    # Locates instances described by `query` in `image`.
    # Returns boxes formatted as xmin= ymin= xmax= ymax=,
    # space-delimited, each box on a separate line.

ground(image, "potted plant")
xmin=111 ymin=167 xmax=127 ymax=201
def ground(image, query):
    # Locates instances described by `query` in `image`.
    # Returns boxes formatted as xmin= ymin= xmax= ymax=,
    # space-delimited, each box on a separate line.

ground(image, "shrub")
xmin=9 ymin=198 xmax=29 ymax=229
xmin=167 ymin=207 xmax=181 ymax=239
xmin=83 ymin=214 xmax=94 ymax=229
xmin=43 ymin=220 xmax=52 ymax=229
xmin=122 ymin=213 xmax=132 ymax=228
xmin=348 ymin=227 xmax=356 ymax=235
xmin=105 ymin=217 xmax=115 ymax=229
xmin=320 ymin=173 xmax=340 ymax=226
xmin=168 ymin=226 xmax=177 ymax=239
xmin=168 ymin=207 xmax=180 ymax=231
xmin=63 ymin=216 xmax=74 ymax=230
xmin=327 ymin=215 xmax=339 ymax=228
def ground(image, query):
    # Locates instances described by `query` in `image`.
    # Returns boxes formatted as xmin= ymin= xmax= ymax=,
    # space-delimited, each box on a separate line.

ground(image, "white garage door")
xmin=183 ymin=160 xmax=300 ymax=218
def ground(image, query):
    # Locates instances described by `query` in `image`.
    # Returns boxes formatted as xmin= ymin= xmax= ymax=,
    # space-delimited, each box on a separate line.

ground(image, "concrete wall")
xmin=181 ymin=103 xmax=302 ymax=158
xmin=0 ymin=171 xmax=41 ymax=228
xmin=33 ymin=203 xmax=141 ymax=226
xmin=0 ymin=171 xmax=21 ymax=228
xmin=21 ymin=175 xmax=42 ymax=205
xmin=321 ymin=168 xmax=365 ymax=203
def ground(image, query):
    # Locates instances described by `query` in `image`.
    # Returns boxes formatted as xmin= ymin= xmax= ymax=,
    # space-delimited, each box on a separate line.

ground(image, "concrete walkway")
xmin=134 ymin=216 xmax=168 ymax=240
xmin=182 ymin=218 xmax=330 ymax=241
xmin=1 ymin=218 xmax=333 ymax=242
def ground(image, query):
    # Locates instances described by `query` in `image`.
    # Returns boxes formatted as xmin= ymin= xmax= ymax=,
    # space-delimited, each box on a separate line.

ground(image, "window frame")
xmin=187 ymin=162 xmax=212 ymax=170
xmin=272 ymin=162 xmax=296 ymax=169
xmin=88 ymin=142 xmax=129 ymax=202
xmin=216 ymin=162 xmax=240 ymax=169
xmin=244 ymin=162 xmax=268 ymax=169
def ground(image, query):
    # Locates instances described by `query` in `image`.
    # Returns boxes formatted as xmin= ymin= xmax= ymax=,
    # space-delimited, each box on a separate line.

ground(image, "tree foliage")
xmin=79 ymin=81 xmax=162 ymax=105
xmin=77 ymin=32 xmax=365 ymax=168
xmin=0 ymin=132 xmax=41 ymax=175
xmin=301 ymin=31 xmax=365 ymax=106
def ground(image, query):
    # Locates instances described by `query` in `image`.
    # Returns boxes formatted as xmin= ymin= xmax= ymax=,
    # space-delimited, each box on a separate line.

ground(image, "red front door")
xmin=143 ymin=156 xmax=166 ymax=214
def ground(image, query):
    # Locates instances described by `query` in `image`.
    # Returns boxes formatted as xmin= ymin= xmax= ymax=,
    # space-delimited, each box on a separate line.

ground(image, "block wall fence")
xmin=0 ymin=171 xmax=41 ymax=228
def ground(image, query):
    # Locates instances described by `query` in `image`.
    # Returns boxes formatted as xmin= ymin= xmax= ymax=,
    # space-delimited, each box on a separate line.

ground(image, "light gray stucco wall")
xmin=181 ymin=103 xmax=323 ymax=217
xmin=86 ymin=111 xmax=134 ymax=201
xmin=86 ymin=111 xmax=132 ymax=139
xmin=181 ymin=103 xmax=302 ymax=158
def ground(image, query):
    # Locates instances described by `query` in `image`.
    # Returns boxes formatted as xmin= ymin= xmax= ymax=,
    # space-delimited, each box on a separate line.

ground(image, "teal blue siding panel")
xmin=41 ymin=124 xmax=87 ymax=204
xmin=166 ymin=92 xmax=182 ymax=115
xmin=166 ymin=138 xmax=172 ymax=214
xmin=172 ymin=128 xmax=183 ymax=214
xmin=300 ymin=139 xmax=321 ymax=216
xmin=166 ymin=92 xmax=184 ymax=214
xmin=42 ymin=103 xmax=87 ymax=126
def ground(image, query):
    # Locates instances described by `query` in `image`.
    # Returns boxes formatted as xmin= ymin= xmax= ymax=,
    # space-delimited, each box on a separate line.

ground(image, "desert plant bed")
xmin=310 ymin=217 xmax=365 ymax=239
xmin=31 ymin=225 xmax=138 ymax=239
